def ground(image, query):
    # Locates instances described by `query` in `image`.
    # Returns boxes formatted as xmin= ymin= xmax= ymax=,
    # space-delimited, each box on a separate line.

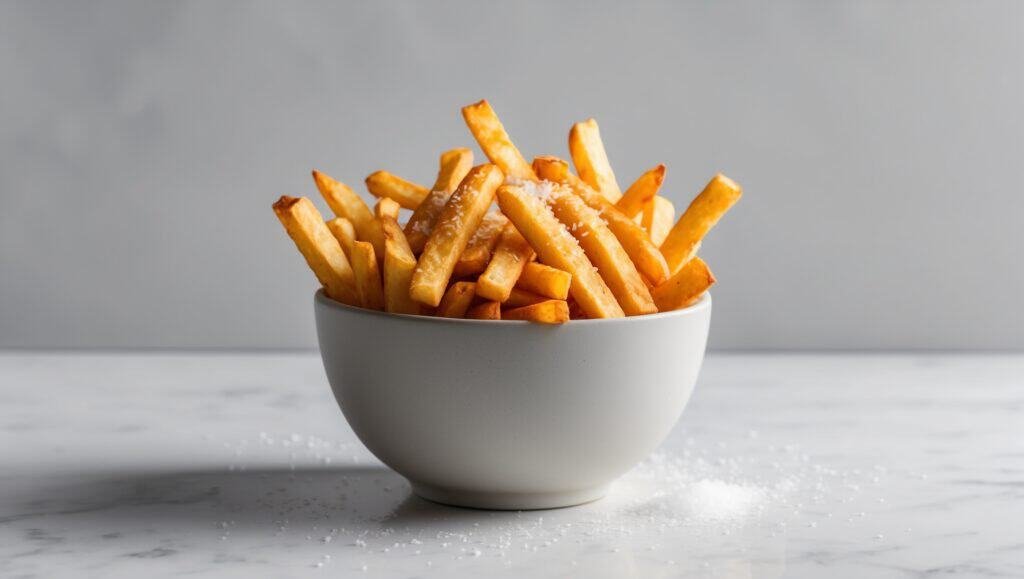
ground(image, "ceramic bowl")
xmin=314 ymin=289 xmax=711 ymax=509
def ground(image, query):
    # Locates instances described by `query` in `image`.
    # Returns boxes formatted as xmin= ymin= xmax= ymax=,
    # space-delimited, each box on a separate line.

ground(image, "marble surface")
xmin=1 ymin=352 xmax=1022 ymax=578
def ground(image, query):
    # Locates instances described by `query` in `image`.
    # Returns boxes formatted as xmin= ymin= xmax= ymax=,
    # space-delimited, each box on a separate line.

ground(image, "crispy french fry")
xmin=652 ymin=256 xmax=715 ymax=311
xmin=515 ymin=262 xmax=571 ymax=301
xmin=641 ymin=196 xmax=675 ymax=246
xmin=462 ymin=100 xmax=536 ymax=181
xmin=569 ymin=119 xmax=621 ymax=202
xmin=350 ymin=240 xmax=384 ymax=310
xmin=496 ymin=183 xmax=624 ymax=319
xmin=503 ymin=300 xmax=570 ymax=324
xmin=375 ymin=197 xmax=401 ymax=221
xmin=365 ymin=170 xmax=430 ymax=210
xmin=504 ymin=287 xmax=548 ymax=308
xmin=452 ymin=212 xmax=507 ymax=278
xmin=405 ymin=148 xmax=475 ymax=254
xmin=410 ymin=164 xmax=504 ymax=306
xmin=546 ymin=185 xmax=657 ymax=316
xmin=476 ymin=225 xmax=535 ymax=302
xmin=466 ymin=301 xmax=501 ymax=320
xmin=451 ymin=251 xmax=489 ymax=278
xmin=436 ymin=281 xmax=477 ymax=318
xmin=326 ymin=217 xmax=356 ymax=259
xmin=376 ymin=199 xmax=420 ymax=314
xmin=660 ymin=174 xmax=742 ymax=273
xmin=273 ymin=196 xmax=359 ymax=305
xmin=616 ymin=164 xmax=665 ymax=219
xmin=533 ymin=156 xmax=670 ymax=285
xmin=312 ymin=170 xmax=384 ymax=257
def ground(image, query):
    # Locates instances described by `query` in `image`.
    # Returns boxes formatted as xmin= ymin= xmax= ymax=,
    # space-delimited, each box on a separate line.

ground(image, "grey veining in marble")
xmin=1 ymin=353 xmax=1022 ymax=578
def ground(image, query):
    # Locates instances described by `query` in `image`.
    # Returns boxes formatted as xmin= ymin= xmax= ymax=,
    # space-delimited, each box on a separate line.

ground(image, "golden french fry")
xmin=546 ymin=185 xmax=657 ymax=316
xmin=652 ymin=256 xmax=715 ymax=311
xmin=375 ymin=197 xmax=401 ymax=221
xmin=326 ymin=217 xmax=356 ymax=259
xmin=404 ymin=149 xmax=475 ymax=254
xmin=476 ymin=225 xmax=535 ymax=302
xmin=272 ymin=196 xmax=358 ymax=305
xmin=641 ymin=196 xmax=675 ymax=246
xmin=462 ymin=100 xmax=536 ymax=181
xmin=504 ymin=287 xmax=548 ymax=308
xmin=365 ymin=170 xmax=430 ymax=210
xmin=503 ymin=300 xmax=569 ymax=324
xmin=515 ymin=262 xmax=571 ymax=301
xmin=410 ymin=164 xmax=504 ymax=306
xmin=453 ymin=212 xmax=507 ymax=278
xmin=616 ymin=164 xmax=665 ymax=219
xmin=375 ymin=199 xmax=420 ymax=314
xmin=350 ymin=240 xmax=384 ymax=310
xmin=569 ymin=119 xmax=621 ymax=202
xmin=660 ymin=174 xmax=742 ymax=272
xmin=312 ymin=170 xmax=384 ymax=257
xmin=436 ymin=281 xmax=477 ymax=318
xmin=533 ymin=156 xmax=670 ymax=285
xmin=451 ymin=251 xmax=489 ymax=278
xmin=466 ymin=301 xmax=501 ymax=320
xmin=496 ymin=183 xmax=624 ymax=319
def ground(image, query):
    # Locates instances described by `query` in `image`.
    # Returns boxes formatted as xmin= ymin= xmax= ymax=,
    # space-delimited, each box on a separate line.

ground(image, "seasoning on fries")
xmin=273 ymin=99 xmax=741 ymax=324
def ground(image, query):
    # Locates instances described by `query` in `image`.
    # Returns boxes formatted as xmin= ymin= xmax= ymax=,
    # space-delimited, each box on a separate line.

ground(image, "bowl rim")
xmin=314 ymin=289 xmax=710 ymax=326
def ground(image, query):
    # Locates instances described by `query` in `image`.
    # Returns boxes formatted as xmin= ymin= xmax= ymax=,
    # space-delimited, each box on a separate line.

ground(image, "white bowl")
xmin=314 ymin=289 xmax=711 ymax=510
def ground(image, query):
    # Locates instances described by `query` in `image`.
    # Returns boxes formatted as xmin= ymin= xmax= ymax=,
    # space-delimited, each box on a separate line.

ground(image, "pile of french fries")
xmin=273 ymin=100 xmax=741 ymax=324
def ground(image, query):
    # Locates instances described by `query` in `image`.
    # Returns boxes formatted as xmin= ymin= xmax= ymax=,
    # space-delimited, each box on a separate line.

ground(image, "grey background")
xmin=2 ymin=1 xmax=1022 ymax=350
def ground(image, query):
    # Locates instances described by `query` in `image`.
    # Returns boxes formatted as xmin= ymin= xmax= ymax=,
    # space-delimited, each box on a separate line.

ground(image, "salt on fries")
xmin=405 ymin=148 xmax=475 ymax=254
xmin=409 ymin=164 xmax=504 ymax=307
xmin=274 ymin=100 xmax=741 ymax=324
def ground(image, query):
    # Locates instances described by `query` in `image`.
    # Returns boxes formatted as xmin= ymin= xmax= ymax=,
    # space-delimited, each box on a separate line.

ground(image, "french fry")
xmin=641 ymin=196 xmax=675 ymax=246
xmin=569 ymin=119 xmax=621 ymax=202
xmin=515 ymin=262 xmax=571 ymax=301
xmin=546 ymin=185 xmax=657 ymax=316
xmin=405 ymin=148 xmax=474 ymax=253
xmin=436 ymin=281 xmax=477 ymax=318
xmin=660 ymin=173 xmax=742 ymax=272
xmin=312 ymin=170 xmax=384 ymax=257
xmin=326 ymin=217 xmax=356 ymax=258
xmin=452 ymin=212 xmax=507 ymax=278
xmin=375 ymin=197 xmax=401 ymax=221
xmin=533 ymin=156 xmax=670 ymax=284
xmin=365 ymin=170 xmax=430 ymax=210
xmin=504 ymin=287 xmax=548 ymax=308
xmin=350 ymin=240 xmax=384 ymax=310
xmin=462 ymin=99 xmax=536 ymax=181
xmin=410 ymin=164 xmax=504 ymax=306
xmin=451 ymin=251 xmax=489 ymax=278
xmin=503 ymin=300 xmax=570 ymax=324
xmin=476 ymin=225 xmax=536 ymax=302
xmin=496 ymin=184 xmax=624 ymax=319
xmin=466 ymin=301 xmax=501 ymax=320
xmin=616 ymin=164 xmax=665 ymax=219
xmin=652 ymin=256 xmax=715 ymax=311
xmin=376 ymin=198 xmax=420 ymax=314
xmin=272 ymin=196 xmax=359 ymax=306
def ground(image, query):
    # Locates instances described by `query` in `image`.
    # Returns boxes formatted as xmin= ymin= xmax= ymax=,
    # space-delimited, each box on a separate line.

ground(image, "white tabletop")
xmin=1 ymin=352 xmax=1021 ymax=578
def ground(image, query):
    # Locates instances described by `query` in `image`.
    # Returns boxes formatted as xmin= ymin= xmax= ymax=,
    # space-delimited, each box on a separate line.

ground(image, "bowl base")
xmin=410 ymin=481 xmax=610 ymax=510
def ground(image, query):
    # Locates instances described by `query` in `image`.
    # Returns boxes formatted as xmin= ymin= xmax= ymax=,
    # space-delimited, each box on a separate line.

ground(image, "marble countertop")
xmin=1 ymin=352 xmax=1021 ymax=578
